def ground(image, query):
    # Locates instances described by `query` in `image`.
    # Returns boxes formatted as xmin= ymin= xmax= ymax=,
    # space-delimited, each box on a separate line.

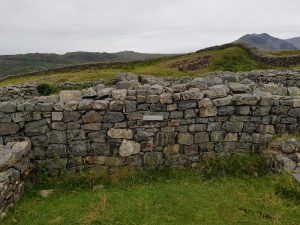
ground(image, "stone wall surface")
xmin=266 ymin=138 xmax=300 ymax=182
xmin=2 ymin=70 xmax=300 ymax=102
xmin=0 ymin=81 xmax=104 ymax=102
xmin=1 ymin=72 xmax=300 ymax=174
xmin=0 ymin=140 xmax=31 ymax=219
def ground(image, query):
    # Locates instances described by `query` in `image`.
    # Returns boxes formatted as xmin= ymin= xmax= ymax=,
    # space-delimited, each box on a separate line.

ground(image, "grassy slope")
xmin=2 ymin=46 xmax=296 ymax=86
xmin=268 ymin=50 xmax=300 ymax=56
xmin=0 ymin=51 xmax=170 ymax=77
xmin=2 ymin=171 xmax=300 ymax=225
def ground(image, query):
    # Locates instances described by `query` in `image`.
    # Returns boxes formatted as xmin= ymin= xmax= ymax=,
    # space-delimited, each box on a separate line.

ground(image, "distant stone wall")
xmin=1 ymin=73 xmax=300 ymax=174
xmin=0 ymin=81 xmax=104 ymax=102
xmin=197 ymin=70 xmax=300 ymax=88
xmin=0 ymin=140 xmax=31 ymax=220
xmin=196 ymin=43 xmax=300 ymax=66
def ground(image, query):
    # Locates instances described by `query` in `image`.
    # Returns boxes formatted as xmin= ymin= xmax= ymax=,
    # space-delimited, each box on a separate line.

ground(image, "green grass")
xmin=2 ymin=154 xmax=300 ymax=225
xmin=2 ymin=47 xmax=296 ymax=86
xmin=268 ymin=50 xmax=300 ymax=56
xmin=0 ymin=51 xmax=171 ymax=77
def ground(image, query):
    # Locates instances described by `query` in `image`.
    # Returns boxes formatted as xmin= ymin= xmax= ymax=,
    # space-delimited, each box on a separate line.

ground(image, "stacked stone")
xmin=4 ymin=69 xmax=300 ymax=103
xmin=0 ymin=140 xmax=31 ymax=220
xmin=267 ymin=138 xmax=300 ymax=183
xmin=0 ymin=81 xmax=104 ymax=102
xmin=1 ymin=74 xmax=300 ymax=173
xmin=0 ymin=84 xmax=38 ymax=102
xmin=199 ymin=70 xmax=300 ymax=90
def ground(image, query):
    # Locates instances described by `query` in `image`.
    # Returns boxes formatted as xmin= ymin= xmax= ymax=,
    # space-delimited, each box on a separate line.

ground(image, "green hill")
xmin=268 ymin=50 xmax=300 ymax=56
xmin=0 ymin=51 xmax=171 ymax=77
xmin=1 ymin=46 xmax=300 ymax=86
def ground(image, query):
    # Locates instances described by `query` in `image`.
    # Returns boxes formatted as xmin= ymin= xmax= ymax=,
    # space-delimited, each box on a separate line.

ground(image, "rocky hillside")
xmin=235 ymin=33 xmax=299 ymax=51
xmin=0 ymin=51 xmax=171 ymax=77
xmin=287 ymin=36 xmax=300 ymax=49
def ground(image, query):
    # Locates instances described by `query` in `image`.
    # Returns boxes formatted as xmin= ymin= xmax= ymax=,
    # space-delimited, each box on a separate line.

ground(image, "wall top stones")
xmin=2 ymin=70 xmax=300 ymax=106
xmin=0 ymin=70 xmax=300 ymax=103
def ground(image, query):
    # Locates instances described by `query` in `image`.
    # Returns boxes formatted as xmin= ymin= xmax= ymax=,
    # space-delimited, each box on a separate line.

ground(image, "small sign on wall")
xmin=142 ymin=115 xmax=164 ymax=121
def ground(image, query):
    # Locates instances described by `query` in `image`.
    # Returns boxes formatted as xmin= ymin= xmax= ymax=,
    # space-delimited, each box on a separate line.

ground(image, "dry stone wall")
xmin=196 ymin=43 xmax=300 ymax=66
xmin=0 ymin=81 xmax=104 ymax=102
xmin=1 ymin=72 xmax=300 ymax=174
xmin=0 ymin=140 xmax=31 ymax=219
xmin=2 ymin=70 xmax=300 ymax=103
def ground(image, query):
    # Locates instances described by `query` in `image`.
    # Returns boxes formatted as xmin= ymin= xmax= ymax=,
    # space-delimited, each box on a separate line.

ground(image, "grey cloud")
xmin=0 ymin=0 xmax=299 ymax=54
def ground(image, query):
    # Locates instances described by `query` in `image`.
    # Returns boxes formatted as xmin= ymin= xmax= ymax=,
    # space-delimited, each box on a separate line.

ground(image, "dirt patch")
xmin=170 ymin=55 xmax=212 ymax=71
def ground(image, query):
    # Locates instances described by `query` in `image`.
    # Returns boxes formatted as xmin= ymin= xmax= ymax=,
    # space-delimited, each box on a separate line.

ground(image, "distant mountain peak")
xmin=235 ymin=33 xmax=299 ymax=51
xmin=286 ymin=36 xmax=300 ymax=49
xmin=256 ymin=33 xmax=271 ymax=38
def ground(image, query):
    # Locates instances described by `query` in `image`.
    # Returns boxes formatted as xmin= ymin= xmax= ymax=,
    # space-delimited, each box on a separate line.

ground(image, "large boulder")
xmin=116 ymin=72 xmax=139 ymax=82
xmin=47 ymin=131 xmax=67 ymax=144
xmin=119 ymin=140 xmax=141 ymax=157
xmin=160 ymin=93 xmax=173 ymax=104
xmin=0 ymin=122 xmax=19 ymax=135
xmin=0 ymin=102 xmax=17 ymax=113
xmin=97 ymin=87 xmax=113 ymax=98
xmin=93 ymin=100 xmax=109 ymax=110
xmin=112 ymin=89 xmax=127 ymax=101
xmin=177 ymin=133 xmax=194 ymax=145
xmin=228 ymin=83 xmax=251 ymax=93
xmin=275 ymin=154 xmax=296 ymax=172
xmin=108 ymin=128 xmax=133 ymax=139
xmin=181 ymin=88 xmax=204 ymax=100
xmin=59 ymin=90 xmax=82 ymax=103
xmin=81 ymin=88 xmax=97 ymax=98
xmin=144 ymin=152 xmax=163 ymax=165
xmin=288 ymin=87 xmax=300 ymax=96
xmin=199 ymin=98 xmax=217 ymax=117
xmin=82 ymin=111 xmax=103 ymax=123
xmin=205 ymin=85 xmax=229 ymax=99
xmin=256 ymin=83 xmax=287 ymax=96
xmin=0 ymin=140 xmax=31 ymax=170
xmin=25 ymin=120 xmax=49 ymax=136
xmin=232 ymin=94 xmax=260 ymax=105
xmin=212 ymin=96 xmax=233 ymax=106
xmin=163 ymin=144 xmax=180 ymax=155
xmin=103 ymin=112 xmax=125 ymax=123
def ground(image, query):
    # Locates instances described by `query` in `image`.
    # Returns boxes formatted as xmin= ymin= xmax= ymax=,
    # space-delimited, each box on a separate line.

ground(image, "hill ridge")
xmin=235 ymin=33 xmax=299 ymax=51
xmin=0 ymin=51 xmax=172 ymax=77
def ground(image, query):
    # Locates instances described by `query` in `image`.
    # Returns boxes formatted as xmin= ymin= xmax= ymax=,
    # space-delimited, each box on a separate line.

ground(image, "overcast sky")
xmin=0 ymin=0 xmax=299 ymax=55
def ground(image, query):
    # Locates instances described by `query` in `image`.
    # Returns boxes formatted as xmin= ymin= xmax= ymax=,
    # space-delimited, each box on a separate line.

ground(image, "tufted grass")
xmin=2 ymin=154 xmax=300 ymax=225
xmin=1 ymin=47 xmax=295 ymax=87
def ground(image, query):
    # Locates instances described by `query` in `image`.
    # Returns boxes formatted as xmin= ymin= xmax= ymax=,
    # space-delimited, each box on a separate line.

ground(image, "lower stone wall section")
xmin=0 ymin=140 xmax=31 ymax=219
xmin=1 ymin=84 xmax=300 ymax=174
